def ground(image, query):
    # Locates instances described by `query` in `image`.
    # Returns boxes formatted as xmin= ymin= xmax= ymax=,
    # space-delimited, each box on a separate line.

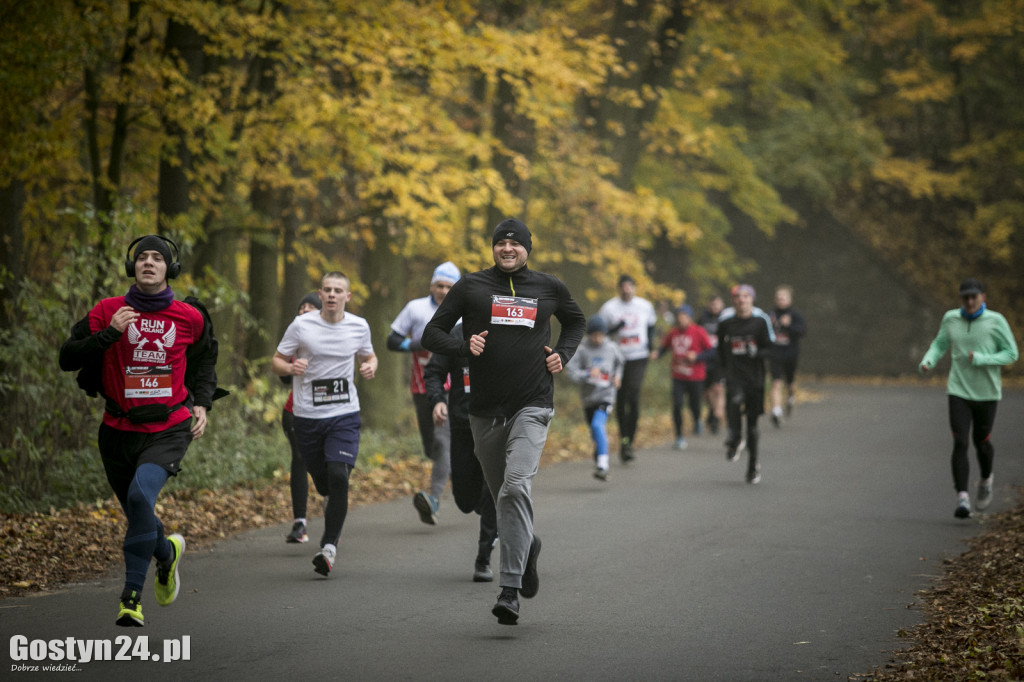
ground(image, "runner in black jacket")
xmin=718 ymin=284 xmax=773 ymax=484
xmin=423 ymin=323 xmax=497 ymax=582
xmin=422 ymin=218 xmax=585 ymax=625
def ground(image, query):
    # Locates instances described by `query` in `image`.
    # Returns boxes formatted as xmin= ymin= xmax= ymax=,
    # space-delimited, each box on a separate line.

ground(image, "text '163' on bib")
xmin=491 ymin=296 xmax=538 ymax=328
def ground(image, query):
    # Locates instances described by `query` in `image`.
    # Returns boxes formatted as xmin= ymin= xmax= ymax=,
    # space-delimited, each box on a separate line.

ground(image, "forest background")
xmin=2 ymin=0 xmax=1023 ymax=512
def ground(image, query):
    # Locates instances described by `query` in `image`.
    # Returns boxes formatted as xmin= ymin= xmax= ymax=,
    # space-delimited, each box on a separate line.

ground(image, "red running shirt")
xmin=89 ymin=296 xmax=204 ymax=433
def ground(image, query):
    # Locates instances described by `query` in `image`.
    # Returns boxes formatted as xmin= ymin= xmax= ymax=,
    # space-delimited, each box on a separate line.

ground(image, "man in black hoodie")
xmin=422 ymin=218 xmax=586 ymax=625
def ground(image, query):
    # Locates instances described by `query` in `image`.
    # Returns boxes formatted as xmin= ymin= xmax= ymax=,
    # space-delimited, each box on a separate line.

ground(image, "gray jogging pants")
xmin=470 ymin=406 xmax=553 ymax=588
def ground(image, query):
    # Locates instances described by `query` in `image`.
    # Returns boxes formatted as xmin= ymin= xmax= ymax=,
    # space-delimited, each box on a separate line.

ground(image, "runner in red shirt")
xmin=653 ymin=304 xmax=714 ymax=450
xmin=60 ymin=235 xmax=220 ymax=627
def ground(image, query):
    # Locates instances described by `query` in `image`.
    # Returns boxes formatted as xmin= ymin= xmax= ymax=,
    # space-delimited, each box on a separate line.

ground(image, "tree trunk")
xmin=357 ymin=213 xmax=408 ymax=431
xmin=158 ymin=18 xmax=205 ymax=242
xmin=583 ymin=0 xmax=693 ymax=188
xmin=480 ymin=2 xmax=534 ymax=226
xmin=489 ymin=73 xmax=536 ymax=226
xmin=280 ymin=194 xmax=309 ymax=338
xmin=83 ymin=0 xmax=141 ymax=296
xmin=200 ymin=225 xmax=245 ymax=385
xmin=245 ymin=38 xmax=286 ymax=363
xmin=247 ymin=184 xmax=283 ymax=363
xmin=0 ymin=180 xmax=25 ymax=303
xmin=0 ymin=180 xmax=25 ymax=420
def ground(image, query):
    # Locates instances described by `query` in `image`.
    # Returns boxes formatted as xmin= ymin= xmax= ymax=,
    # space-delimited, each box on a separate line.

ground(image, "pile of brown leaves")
xmin=864 ymin=497 xmax=1024 ymax=680
xmin=0 ymin=457 xmax=430 ymax=597
xmin=0 ymin=417 xmax=609 ymax=599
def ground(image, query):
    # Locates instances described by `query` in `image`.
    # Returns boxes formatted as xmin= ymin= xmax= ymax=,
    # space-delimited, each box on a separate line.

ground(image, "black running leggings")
xmin=281 ymin=408 xmax=308 ymax=520
xmin=671 ymin=379 xmax=703 ymax=438
xmin=726 ymin=383 xmax=763 ymax=465
xmin=322 ymin=461 xmax=352 ymax=547
xmin=615 ymin=358 xmax=649 ymax=444
xmin=948 ymin=395 xmax=997 ymax=493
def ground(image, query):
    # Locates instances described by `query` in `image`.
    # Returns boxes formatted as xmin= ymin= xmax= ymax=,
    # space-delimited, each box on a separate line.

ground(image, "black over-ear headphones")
xmin=124 ymin=235 xmax=181 ymax=280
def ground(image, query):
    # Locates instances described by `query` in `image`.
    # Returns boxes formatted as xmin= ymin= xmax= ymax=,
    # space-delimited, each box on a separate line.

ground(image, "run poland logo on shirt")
xmin=128 ymin=318 xmax=176 ymax=364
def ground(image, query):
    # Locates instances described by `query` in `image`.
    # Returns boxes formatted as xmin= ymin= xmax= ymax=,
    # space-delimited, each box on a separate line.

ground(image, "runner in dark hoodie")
xmin=422 ymin=218 xmax=586 ymax=625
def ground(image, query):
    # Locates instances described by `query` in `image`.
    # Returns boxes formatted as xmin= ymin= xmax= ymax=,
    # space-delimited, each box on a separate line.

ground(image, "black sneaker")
xmin=286 ymin=520 xmax=308 ymax=543
xmin=520 ymin=535 xmax=541 ymax=599
xmin=620 ymin=442 xmax=635 ymax=464
xmin=473 ymin=560 xmax=493 ymax=583
xmin=492 ymin=587 xmax=519 ymax=625
xmin=725 ymin=442 xmax=740 ymax=462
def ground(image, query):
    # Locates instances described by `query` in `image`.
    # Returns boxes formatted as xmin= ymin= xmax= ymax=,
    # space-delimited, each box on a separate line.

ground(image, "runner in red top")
xmin=60 ymin=235 xmax=220 ymax=627
xmin=653 ymin=304 xmax=714 ymax=450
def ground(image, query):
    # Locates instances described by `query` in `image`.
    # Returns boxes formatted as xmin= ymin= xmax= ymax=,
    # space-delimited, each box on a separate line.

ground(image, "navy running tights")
xmin=122 ymin=463 xmax=172 ymax=591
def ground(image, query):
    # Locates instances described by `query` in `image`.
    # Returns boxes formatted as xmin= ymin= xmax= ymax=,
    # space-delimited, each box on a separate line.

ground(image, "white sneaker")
xmin=976 ymin=477 xmax=994 ymax=511
xmin=674 ymin=437 xmax=687 ymax=450
xmin=955 ymin=497 xmax=972 ymax=519
xmin=313 ymin=545 xmax=336 ymax=576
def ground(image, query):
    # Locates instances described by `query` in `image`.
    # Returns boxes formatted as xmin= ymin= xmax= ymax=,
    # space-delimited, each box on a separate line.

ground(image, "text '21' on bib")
xmin=312 ymin=377 xmax=350 ymax=406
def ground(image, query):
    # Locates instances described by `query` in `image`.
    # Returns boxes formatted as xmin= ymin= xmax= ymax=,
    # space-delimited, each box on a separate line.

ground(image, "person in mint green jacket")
xmin=920 ymin=278 xmax=1019 ymax=519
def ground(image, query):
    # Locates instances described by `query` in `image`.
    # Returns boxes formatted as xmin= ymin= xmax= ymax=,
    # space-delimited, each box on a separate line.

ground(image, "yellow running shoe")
xmin=155 ymin=534 xmax=184 ymax=606
xmin=116 ymin=589 xmax=144 ymax=627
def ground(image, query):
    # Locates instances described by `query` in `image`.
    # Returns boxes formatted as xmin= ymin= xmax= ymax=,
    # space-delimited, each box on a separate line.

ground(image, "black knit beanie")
xmin=298 ymin=291 xmax=322 ymax=311
xmin=492 ymin=218 xmax=532 ymax=254
xmin=133 ymin=235 xmax=173 ymax=267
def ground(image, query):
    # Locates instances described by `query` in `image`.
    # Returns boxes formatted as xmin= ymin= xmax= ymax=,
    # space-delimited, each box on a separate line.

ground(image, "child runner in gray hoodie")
xmin=567 ymin=316 xmax=625 ymax=480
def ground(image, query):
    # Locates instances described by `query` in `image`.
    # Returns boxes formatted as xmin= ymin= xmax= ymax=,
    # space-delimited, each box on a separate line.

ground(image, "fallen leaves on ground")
xmin=865 ymin=494 xmax=1024 ymax=680
xmin=0 ymin=457 xmax=431 ymax=597
xmin=0 ymin=419 xmax=609 ymax=599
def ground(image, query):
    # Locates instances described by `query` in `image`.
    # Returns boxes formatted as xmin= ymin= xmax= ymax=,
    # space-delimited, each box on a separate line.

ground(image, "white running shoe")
xmin=976 ymin=477 xmax=994 ymax=511
xmin=313 ymin=545 xmax=336 ymax=576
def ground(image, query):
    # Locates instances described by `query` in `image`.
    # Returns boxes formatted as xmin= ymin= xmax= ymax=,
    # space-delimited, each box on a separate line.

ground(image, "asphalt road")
xmin=4 ymin=382 xmax=1023 ymax=681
